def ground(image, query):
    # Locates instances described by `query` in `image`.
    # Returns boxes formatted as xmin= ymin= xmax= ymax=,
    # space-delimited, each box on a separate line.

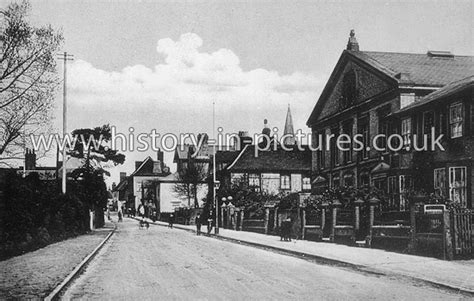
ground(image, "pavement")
xmin=0 ymin=220 xmax=114 ymax=299
xmin=139 ymin=217 xmax=474 ymax=294
xmin=63 ymin=217 xmax=468 ymax=300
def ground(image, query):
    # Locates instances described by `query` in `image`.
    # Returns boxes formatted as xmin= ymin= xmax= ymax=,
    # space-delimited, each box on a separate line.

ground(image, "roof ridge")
xmin=361 ymin=50 xmax=474 ymax=58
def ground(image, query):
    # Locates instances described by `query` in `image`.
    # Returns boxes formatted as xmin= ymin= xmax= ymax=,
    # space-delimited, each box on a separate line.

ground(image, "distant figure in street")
xmin=207 ymin=217 xmax=213 ymax=234
xmin=168 ymin=214 xmax=174 ymax=228
xmin=106 ymin=207 xmax=111 ymax=221
xmin=117 ymin=201 xmax=123 ymax=222
xmin=195 ymin=214 xmax=202 ymax=235
xmin=280 ymin=217 xmax=292 ymax=242
xmin=138 ymin=204 xmax=145 ymax=218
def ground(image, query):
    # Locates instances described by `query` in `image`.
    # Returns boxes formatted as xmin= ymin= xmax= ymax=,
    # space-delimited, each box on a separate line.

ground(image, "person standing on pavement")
xmin=168 ymin=214 xmax=174 ymax=228
xmin=117 ymin=201 xmax=123 ymax=222
xmin=207 ymin=216 xmax=213 ymax=234
xmin=138 ymin=204 xmax=145 ymax=218
xmin=195 ymin=214 xmax=202 ymax=235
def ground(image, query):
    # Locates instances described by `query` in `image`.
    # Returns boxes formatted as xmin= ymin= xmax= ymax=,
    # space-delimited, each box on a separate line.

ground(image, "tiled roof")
xmin=114 ymin=177 xmax=129 ymax=191
xmin=174 ymin=144 xmax=237 ymax=161
xmin=350 ymin=51 xmax=474 ymax=87
xmin=216 ymin=150 xmax=240 ymax=164
xmin=131 ymin=156 xmax=170 ymax=177
xmin=228 ymin=145 xmax=311 ymax=173
xmin=395 ymin=75 xmax=474 ymax=115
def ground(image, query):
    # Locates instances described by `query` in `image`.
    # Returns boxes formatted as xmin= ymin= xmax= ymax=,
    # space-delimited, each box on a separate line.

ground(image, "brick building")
xmin=392 ymin=76 xmax=473 ymax=208
xmin=306 ymin=30 xmax=474 ymax=210
xmin=226 ymin=109 xmax=312 ymax=195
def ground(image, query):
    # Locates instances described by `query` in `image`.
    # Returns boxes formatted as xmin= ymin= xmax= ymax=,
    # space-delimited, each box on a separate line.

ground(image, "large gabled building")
xmin=306 ymin=30 xmax=474 ymax=210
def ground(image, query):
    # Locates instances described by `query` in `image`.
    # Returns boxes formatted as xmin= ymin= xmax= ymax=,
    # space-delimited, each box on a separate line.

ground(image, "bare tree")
xmin=174 ymin=159 xmax=208 ymax=208
xmin=0 ymin=1 xmax=63 ymax=165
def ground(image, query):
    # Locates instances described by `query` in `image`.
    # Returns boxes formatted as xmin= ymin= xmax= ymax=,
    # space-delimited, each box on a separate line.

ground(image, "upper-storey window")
xmin=401 ymin=117 xmax=412 ymax=147
xmin=449 ymin=102 xmax=463 ymax=138
xmin=341 ymin=70 xmax=357 ymax=110
xmin=302 ymin=177 xmax=311 ymax=191
xmin=248 ymin=173 xmax=260 ymax=188
xmin=358 ymin=117 xmax=369 ymax=160
xmin=280 ymin=175 xmax=290 ymax=190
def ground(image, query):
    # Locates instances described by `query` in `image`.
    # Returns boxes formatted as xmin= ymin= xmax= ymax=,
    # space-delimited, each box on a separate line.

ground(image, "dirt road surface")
xmin=62 ymin=218 xmax=468 ymax=300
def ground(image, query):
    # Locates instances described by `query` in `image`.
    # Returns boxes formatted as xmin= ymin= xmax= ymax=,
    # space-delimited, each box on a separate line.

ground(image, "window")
xmin=358 ymin=117 xmax=369 ymax=160
xmin=342 ymin=121 xmax=353 ymax=164
xmin=373 ymin=177 xmax=387 ymax=192
xmin=359 ymin=171 xmax=369 ymax=187
xmin=302 ymin=177 xmax=311 ymax=191
xmin=449 ymin=102 xmax=463 ymax=138
xmin=401 ymin=118 xmax=412 ymax=147
xmin=387 ymin=176 xmax=398 ymax=209
xmin=423 ymin=111 xmax=434 ymax=145
xmin=377 ymin=106 xmax=392 ymax=152
xmin=331 ymin=126 xmax=339 ymax=167
xmin=280 ymin=175 xmax=290 ymax=190
xmin=449 ymin=167 xmax=467 ymax=207
xmin=343 ymin=172 xmax=354 ymax=187
xmin=400 ymin=93 xmax=415 ymax=109
xmin=341 ymin=70 xmax=357 ymax=109
xmin=434 ymin=168 xmax=446 ymax=197
xmin=248 ymin=173 xmax=260 ymax=188
xmin=399 ymin=175 xmax=412 ymax=211
xmin=315 ymin=131 xmax=325 ymax=169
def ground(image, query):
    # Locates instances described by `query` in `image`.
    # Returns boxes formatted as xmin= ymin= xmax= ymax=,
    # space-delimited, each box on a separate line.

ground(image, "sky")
xmin=4 ymin=0 xmax=473 ymax=186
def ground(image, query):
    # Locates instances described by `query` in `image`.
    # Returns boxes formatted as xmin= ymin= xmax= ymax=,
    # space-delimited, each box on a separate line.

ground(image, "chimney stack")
xmin=346 ymin=29 xmax=359 ymax=51
xmin=237 ymin=131 xmax=252 ymax=150
xmin=120 ymin=172 xmax=127 ymax=182
xmin=25 ymin=148 xmax=36 ymax=171
xmin=157 ymin=149 xmax=164 ymax=162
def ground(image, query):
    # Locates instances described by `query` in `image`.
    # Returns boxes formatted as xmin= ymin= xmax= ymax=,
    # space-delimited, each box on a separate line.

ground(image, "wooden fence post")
xmin=239 ymin=209 xmax=244 ymax=231
xmin=353 ymin=200 xmax=363 ymax=244
xmin=443 ymin=209 xmax=453 ymax=260
xmin=274 ymin=207 xmax=278 ymax=230
xmin=301 ymin=209 xmax=306 ymax=240
xmin=264 ymin=207 xmax=270 ymax=235
xmin=232 ymin=210 xmax=237 ymax=231
xmin=407 ymin=202 xmax=417 ymax=253
xmin=330 ymin=205 xmax=337 ymax=242
xmin=367 ymin=197 xmax=380 ymax=247
xmin=320 ymin=203 xmax=327 ymax=240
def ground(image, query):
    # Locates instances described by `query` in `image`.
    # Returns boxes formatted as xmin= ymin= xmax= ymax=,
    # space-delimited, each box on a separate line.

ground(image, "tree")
xmin=68 ymin=124 xmax=125 ymax=228
xmin=174 ymin=158 xmax=207 ymax=208
xmin=0 ymin=1 xmax=62 ymax=165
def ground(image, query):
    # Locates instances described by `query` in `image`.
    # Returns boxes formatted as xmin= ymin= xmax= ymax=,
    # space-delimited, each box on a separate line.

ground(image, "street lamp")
xmin=220 ymin=197 xmax=227 ymax=228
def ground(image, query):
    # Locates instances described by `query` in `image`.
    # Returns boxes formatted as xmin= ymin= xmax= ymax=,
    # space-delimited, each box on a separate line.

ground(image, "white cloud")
xmin=61 ymin=33 xmax=324 ymax=184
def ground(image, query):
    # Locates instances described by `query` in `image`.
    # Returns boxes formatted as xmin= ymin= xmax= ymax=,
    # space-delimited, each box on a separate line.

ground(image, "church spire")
xmin=283 ymin=104 xmax=295 ymax=145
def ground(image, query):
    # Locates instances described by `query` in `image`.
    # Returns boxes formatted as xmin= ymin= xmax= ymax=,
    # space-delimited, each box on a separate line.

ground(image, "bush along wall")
xmin=0 ymin=171 xmax=91 ymax=260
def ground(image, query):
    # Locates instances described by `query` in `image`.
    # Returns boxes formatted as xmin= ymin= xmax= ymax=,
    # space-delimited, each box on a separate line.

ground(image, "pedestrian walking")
xmin=207 ymin=216 xmax=213 ymax=234
xmin=195 ymin=214 xmax=202 ymax=235
xmin=117 ymin=201 xmax=123 ymax=222
xmin=168 ymin=214 xmax=174 ymax=228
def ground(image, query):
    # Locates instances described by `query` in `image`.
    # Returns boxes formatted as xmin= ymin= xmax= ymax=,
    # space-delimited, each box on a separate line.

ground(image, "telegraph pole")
xmin=213 ymin=102 xmax=219 ymax=234
xmin=57 ymin=52 xmax=74 ymax=194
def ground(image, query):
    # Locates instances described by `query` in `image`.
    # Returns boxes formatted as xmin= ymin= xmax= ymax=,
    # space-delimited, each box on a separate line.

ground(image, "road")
xmin=63 ymin=217 xmax=467 ymax=300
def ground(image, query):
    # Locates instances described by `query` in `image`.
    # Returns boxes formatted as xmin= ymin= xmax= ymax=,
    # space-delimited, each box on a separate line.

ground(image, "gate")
xmin=451 ymin=208 xmax=473 ymax=257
